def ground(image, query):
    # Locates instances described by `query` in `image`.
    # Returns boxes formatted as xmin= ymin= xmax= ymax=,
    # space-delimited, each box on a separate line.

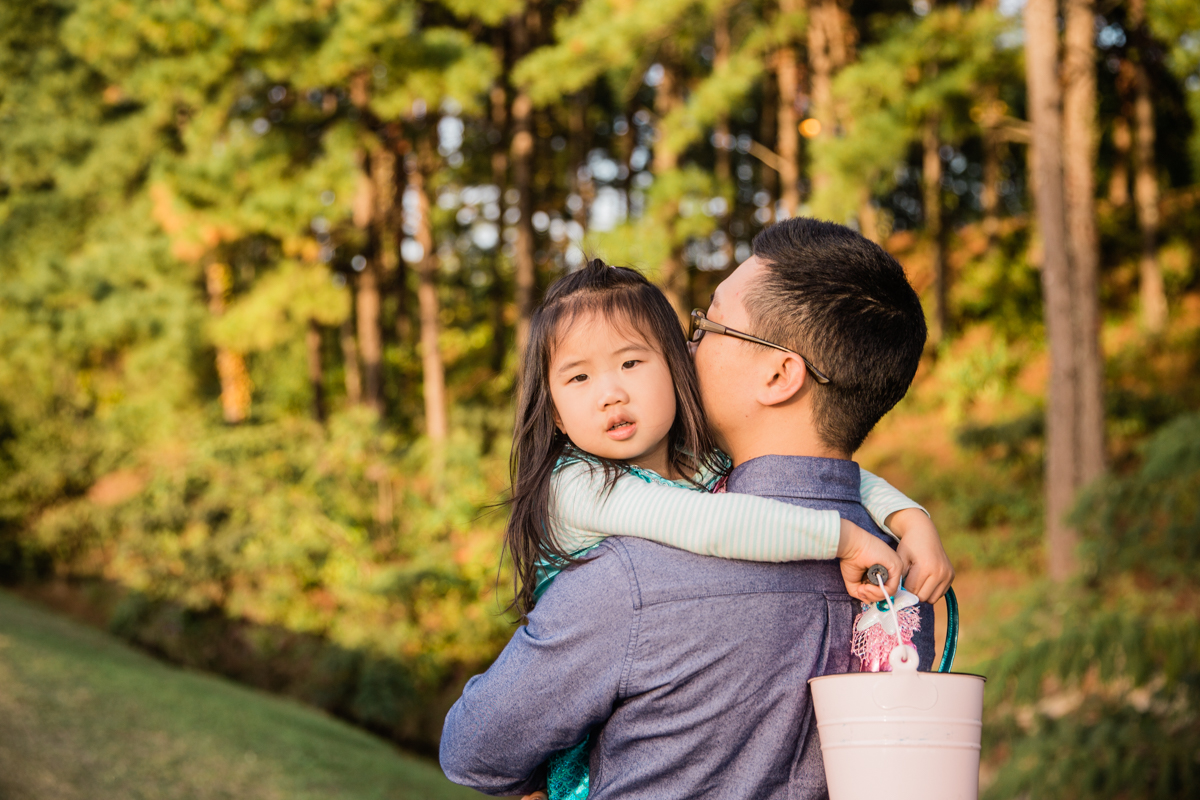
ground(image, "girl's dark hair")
xmin=506 ymin=258 xmax=722 ymax=617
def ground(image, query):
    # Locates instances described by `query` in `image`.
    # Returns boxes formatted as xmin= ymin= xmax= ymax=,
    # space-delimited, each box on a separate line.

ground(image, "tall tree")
xmin=922 ymin=114 xmax=947 ymax=341
xmin=653 ymin=56 xmax=690 ymax=316
xmin=410 ymin=134 xmax=448 ymax=457
xmin=205 ymin=261 xmax=253 ymax=423
xmin=1025 ymin=0 xmax=1081 ymax=580
xmin=806 ymin=0 xmax=848 ymax=198
xmin=306 ymin=320 xmax=326 ymax=422
xmin=1108 ymin=112 xmax=1132 ymax=206
xmin=775 ymin=0 xmax=803 ymax=218
xmin=1062 ymin=0 xmax=1106 ymax=483
xmin=1129 ymin=0 xmax=1167 ymax=332
xmin=510 ymin=8 xmax=537 ymax=353
xmin=353 ymin=146 xmax=385 ymax=413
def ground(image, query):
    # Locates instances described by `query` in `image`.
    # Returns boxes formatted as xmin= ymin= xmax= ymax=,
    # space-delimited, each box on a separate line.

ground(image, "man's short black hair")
xmin=748 ymin=217 xmax=927 ymax=454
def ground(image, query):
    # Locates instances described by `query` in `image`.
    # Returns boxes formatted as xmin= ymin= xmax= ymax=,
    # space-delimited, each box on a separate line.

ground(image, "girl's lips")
xmin=606 ymin=421 xmax=637 ymax=441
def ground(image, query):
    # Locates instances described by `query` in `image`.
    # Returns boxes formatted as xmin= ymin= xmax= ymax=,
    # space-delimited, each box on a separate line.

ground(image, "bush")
xmin=982 ymin=413 xmax=1200 ymax=799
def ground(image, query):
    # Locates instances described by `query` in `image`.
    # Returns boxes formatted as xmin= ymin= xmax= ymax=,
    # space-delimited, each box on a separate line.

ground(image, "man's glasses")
xmin=689 ymin=309 xmax=831 ymax=385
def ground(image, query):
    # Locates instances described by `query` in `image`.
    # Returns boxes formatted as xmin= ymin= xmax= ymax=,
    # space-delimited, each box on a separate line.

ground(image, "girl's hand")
xmin=520 ymin=793 xmax=548 ymax=800
xmin=885 ymin=508 xmax=955 ymax=603
xmin=837 ymin=519 xmax=903 ymax=603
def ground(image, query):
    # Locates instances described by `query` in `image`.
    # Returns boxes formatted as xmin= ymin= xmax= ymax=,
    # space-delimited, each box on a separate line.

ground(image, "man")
xmin=440 ymin=217 xmax=953 ymax=798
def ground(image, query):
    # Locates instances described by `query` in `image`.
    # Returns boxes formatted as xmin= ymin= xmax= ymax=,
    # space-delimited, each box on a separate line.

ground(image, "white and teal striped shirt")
xmin=547 ymin=456 xmax=923 ymax=566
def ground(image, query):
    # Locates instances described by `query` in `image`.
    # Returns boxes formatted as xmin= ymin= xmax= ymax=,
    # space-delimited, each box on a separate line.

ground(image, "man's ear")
xmin=757 ymin=352 xmax=808 ymax=407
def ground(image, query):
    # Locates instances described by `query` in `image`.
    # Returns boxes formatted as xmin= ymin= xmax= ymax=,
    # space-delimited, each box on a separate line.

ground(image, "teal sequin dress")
xmin=537 ymin=455 xmax=723 ymax=800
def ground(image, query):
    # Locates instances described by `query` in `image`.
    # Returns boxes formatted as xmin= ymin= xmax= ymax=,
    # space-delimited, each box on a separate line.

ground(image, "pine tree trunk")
xmin=490 ymin=66 xmax=510 ymax=376
xmin=483 ymin=61 xmax=510 ymax=456
xmin=759 ymin=69 xmax=778 ymax=223
xmin=1063 ymin=0 xmax=1106 ymax=483
xmin=352 ymin=157 xmax=383 ymax=413
xmin=776 ymin=1 xmax=802 ymax=219
xmin=392 ymin=137 xmax=411 ymax=345
xmin=339 ymin=318 xmax=362 ymax=405
xmin=511 ymin=10 xmax=537 ymax=353
xmin=714 ymin=5 xmax=733 ymax=264
xmin=205 ymin=262 xmax=252 ymax=424
xmin=1026 ymin=0 xmax=1080 ymax=581
xmin=980 ymin=87 xmax=1003 ymax=242
xmin=569 ymin=91 xmax=594 ymax=237
xmin=1130 ymin=0 xmax=1166 ymax=332
xmin=858 ymin=189 xmax=879 ymax=242
xmin=923 ymin=116 xmax=947 ymax=341
xmin=413 ymin=133 xmax=448 ymax=452
xmin=1108 ymin=114 xmax=1131 ymax=207
xmin=306 ymin=319 xmax=326 ymax=423
xmin=806 ymin=0 xmax=834 ymax=197
xmin=653 ymin=60 xmax=688 ymax=318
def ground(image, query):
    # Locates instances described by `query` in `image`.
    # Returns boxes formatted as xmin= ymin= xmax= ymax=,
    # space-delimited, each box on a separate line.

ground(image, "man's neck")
xmin=726 ymin=431 xmax=848 ymax=467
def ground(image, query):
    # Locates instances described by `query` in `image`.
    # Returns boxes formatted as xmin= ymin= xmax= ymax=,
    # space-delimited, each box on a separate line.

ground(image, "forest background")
xmin=1 ymin=0 xmax=1198 ymax=796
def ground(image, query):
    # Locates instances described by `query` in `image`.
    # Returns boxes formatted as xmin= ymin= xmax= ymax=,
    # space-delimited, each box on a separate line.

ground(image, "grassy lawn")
xmin=0 ymin=590 xmax=481 ymax=800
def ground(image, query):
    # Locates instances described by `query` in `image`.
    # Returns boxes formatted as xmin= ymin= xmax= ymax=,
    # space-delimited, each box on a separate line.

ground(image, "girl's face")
xmin=548 ymin=312 xmax=677 ymax=477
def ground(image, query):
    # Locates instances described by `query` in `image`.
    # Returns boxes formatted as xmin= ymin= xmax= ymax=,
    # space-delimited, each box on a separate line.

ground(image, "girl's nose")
xmin=597 ymin=378 xmax=629 ymax=408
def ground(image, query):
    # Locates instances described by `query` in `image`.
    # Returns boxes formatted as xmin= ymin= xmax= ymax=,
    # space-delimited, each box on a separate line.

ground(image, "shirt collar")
xmin=724 ymin=454 xmax=861 ymax=503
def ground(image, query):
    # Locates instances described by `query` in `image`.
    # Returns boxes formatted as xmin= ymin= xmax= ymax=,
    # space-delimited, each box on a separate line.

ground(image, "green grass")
xmin=0 ymin=590 xmax=481 ymax=800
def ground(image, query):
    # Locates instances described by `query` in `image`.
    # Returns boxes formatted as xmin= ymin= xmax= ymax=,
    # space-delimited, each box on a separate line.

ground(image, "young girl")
xmin=506 ymin=259 xmax=945 ymax=800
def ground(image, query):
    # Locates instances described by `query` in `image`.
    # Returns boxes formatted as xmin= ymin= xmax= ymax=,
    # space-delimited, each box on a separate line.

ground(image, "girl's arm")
xmin=549 ymin=460 xmax=841 ymax=562
xmin=858 ymin=468 xmax=927 ymax=541
xmin=858 ymin=469 xmax=955 ymax=603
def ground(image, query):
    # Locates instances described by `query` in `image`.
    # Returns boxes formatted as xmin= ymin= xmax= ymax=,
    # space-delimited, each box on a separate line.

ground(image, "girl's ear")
xmin=552 ymin=404 xmax=564 ymax=433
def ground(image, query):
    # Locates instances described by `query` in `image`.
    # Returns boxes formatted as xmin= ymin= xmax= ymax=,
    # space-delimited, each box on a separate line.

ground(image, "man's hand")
xmin=885 ymin=508 xmax=954 ymax=603
xmin=520 ymin=793 xmax=548 ymax=800
xmin=837 ymin=519 xmax=902 ymax=603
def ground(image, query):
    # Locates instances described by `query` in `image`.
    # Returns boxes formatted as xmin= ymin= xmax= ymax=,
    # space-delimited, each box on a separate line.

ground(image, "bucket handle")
xmin=865 ymin=565 xmax=959 ymax=673
xmin=937 ymin=586 xmax=959 ymax=673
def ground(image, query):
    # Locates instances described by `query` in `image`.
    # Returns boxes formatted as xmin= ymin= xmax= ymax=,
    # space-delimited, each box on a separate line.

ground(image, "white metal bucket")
xmin=808 ymin=668 xmax=986 ymax=800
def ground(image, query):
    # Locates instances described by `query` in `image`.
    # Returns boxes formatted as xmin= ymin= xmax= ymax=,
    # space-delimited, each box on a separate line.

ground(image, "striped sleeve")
xmin=548 ymin=461 xmax=841 ymax=562
xmin=858 ymin=468 xmax=928 ymax=541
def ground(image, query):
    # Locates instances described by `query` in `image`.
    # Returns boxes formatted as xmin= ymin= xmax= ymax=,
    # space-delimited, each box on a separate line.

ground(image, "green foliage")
xmin=514 ymin=0 xmax=699 ymax=106
xmin=1149 ymin=0 xmax=1200 ymax=174
xmin=811 ymin=6 xmax=1018 ymax=223
xmin=3 ymin=0 xmax=1200 ymax=777
xmin=211 ymin=261 xmax=351 ymax=351
xmin=982 ymin=414 xmax=1200 ymax=799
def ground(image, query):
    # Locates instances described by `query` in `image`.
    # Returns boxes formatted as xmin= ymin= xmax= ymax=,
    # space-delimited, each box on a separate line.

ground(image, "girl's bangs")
xmin=545 ymin=288 xmax=665 ymax=357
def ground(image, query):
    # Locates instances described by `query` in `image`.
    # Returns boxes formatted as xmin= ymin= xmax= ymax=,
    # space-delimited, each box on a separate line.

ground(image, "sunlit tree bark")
xmin=1026 ymin=0 xmax=1080 ymax=580
xmin=1063 ymin=0 xmax=1105 ymax=483
xmin=352 ymin=154 xmax=383 ymax=413
xmin=306 ymin=320 xmax=326 ymax=423
xmin=339 ymin=319 xmax=362 ymax=406
xmin=1108 ymin=113 xmax=1131 ymax=207
xmin=1129 ymin=0 xmax=1166 ymax=332
xmin=653 ymin=58 xmax=688 ymax=317
xmin=759 ymin=69 xmax=779 ymax=223
xmin=776 ymin=0 xmax=802 ymax=219
xmin=511 ymin=9 xmax=537 ymax=353
xmin=806 ymin=0 xmax=840 ymax=198
xmin=922 ymin=115 xmax=947 ymax=342
xmin=412 ymin=132 xmax=448 ymax=453
xmin=205 ymin=261 xmax=252 ymax=423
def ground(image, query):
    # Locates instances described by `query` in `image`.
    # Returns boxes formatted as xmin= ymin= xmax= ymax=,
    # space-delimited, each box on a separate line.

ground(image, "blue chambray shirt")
xmin=440 ymin=455 xmax=935 ymax=799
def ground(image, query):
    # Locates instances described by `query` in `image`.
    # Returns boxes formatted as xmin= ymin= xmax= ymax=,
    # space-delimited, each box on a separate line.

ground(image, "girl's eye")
xmin=569 ymin=374 xmax=587 ymax=383
xmin=622 ymin=360 xmax=640 ymax=369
